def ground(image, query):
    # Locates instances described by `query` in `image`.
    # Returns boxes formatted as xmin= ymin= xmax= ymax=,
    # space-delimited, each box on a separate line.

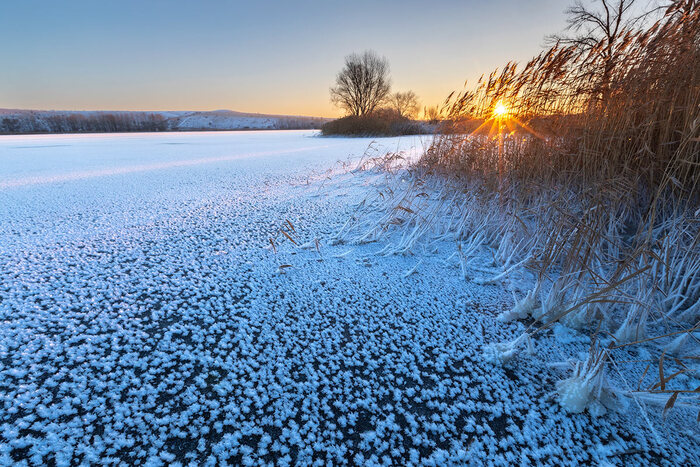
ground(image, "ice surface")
xmin=0 ymin=130 xmax=697 ymax=464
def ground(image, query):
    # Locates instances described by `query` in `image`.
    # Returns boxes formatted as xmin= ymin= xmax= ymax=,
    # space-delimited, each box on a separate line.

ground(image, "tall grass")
xmin=339 ymin=1 xmax=699 ymax=418
xmin=432 ymin=1 xmax=700 ymax=416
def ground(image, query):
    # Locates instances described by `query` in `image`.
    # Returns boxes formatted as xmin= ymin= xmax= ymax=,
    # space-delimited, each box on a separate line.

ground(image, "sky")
xmin=0 ymin=0 xmax=569 ymax=117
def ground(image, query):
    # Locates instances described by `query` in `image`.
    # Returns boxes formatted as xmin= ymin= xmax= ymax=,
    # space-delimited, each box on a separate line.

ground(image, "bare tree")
xmin=389 ymin=91 xmax=421 ymax=119
xmin=330 ymin=51 xmax=392 ymax=116
xmin=550 ymin=0 xmax=637 ymax=102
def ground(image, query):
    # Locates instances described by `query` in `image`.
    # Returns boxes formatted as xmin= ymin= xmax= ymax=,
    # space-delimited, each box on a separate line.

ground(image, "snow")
xmin=0 ymin=130 xmax=698 ymax=464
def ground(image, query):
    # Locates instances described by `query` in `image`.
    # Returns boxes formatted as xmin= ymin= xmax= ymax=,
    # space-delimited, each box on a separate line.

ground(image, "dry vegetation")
xmin=335 ymin=1 xmax=699 ymax=418
xmin=321 ymin=110 xmax=429 ymax=136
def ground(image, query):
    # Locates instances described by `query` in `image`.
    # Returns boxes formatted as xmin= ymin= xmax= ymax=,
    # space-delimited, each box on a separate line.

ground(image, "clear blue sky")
xmin=0 ymin=0 xmax=568 ymax=116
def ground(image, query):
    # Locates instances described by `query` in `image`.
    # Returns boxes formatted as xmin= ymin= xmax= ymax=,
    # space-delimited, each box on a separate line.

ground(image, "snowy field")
xmin=0 ymin=130 xmax=697 ymax=465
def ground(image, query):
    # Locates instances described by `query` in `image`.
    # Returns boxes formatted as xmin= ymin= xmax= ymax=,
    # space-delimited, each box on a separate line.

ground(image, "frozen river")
xmin=0 ymin=130 xmax=419 ymax=188
xmin=0 ymin=130 xmax=696 ymax=465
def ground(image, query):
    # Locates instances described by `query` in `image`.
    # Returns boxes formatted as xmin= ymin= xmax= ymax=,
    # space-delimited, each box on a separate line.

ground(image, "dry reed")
xmin=338 ymin=1 xmax=699 ymax=419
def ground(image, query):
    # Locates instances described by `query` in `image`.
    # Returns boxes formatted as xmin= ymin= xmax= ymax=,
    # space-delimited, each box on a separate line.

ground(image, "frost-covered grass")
xmin=0 ymin=131 xmax=697 ymax=465
xmin=334 ymin=165 xmax=698 ymax=372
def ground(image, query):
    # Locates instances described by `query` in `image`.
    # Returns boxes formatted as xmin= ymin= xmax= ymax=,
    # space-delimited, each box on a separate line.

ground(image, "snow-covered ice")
xmin=0 ymin=130 xmax=697 ymax=465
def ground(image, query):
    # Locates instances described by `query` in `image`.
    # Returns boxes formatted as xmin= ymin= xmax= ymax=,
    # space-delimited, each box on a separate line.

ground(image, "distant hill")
xmin=0 ymin=109 xmax=331 ymax=134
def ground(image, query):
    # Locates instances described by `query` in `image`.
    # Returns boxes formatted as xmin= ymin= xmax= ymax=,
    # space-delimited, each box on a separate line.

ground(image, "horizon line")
xmin=0 ymin=107 xmax=336 ymax=119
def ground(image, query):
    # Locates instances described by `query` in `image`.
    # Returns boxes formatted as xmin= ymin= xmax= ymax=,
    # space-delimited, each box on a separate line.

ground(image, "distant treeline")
xmin=0 ymin=110 xmax=329 ymax=134
xmin=1 ymin=112 xmax=170 ymax=134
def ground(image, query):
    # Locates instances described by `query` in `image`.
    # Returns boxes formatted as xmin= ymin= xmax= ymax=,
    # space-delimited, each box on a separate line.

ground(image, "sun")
xmin=493 ymin=101 xmax=508 ymax=118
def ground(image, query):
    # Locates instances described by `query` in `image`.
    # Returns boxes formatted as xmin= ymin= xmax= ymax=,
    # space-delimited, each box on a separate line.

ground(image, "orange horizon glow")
xmin=463 ymin=100 xmax=545 ymax=141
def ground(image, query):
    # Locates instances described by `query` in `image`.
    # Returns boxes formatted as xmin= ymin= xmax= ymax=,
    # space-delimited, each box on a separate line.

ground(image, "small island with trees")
xmin=322 ymin=51 xmax=433 ymax=136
